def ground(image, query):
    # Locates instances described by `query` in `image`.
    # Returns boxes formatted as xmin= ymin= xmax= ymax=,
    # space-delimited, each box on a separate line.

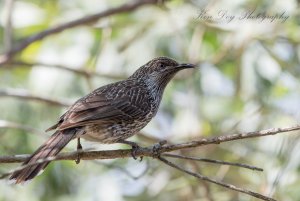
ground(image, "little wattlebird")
xmin=9 ymin=57 xmax=195 ymax=183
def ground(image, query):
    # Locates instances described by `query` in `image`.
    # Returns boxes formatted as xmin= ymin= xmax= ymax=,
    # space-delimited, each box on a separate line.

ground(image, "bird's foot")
xmin=152 ymin=140 xmax=167 ymax=157
xmin=75 ymin=138 xmax=82 ymax=164
xmin=118 ymin=140 xmax=142 ymax=161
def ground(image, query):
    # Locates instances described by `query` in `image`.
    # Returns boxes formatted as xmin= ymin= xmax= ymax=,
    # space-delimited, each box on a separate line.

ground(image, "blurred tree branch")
xmin=1 ymin=124 xmax=299 ymax=200
xmin=0 ymin=88 xmax=72 ymax=107
xmin=0 ymin=0 xmax=164 ymax=65
xmin=3 ymin=0 xmax=14 ymax=52
xmin=9 ymin=61 xmax=128 ymax=80
xmin=4 ymin=61 xmax=127 ymax=80
xmin=0 ymin=120 xmax=44 ymax=137
xmin=158 ymin=156 xmax=275 ymax=201
xmin=2 ymin=60 xmax=196 ymax=80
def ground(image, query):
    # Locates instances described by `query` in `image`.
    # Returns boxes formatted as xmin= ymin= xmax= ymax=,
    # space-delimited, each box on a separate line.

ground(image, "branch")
xmin=0 ymin=0 xmax=162 ymax=65
xmin=4 ymin=61 xmax=127 ymax=80
xmin=0 ymin=120 xmax=44 ymax=137
xmin=0 ymin=88 xmax=71 ymax=107
xmin=3 ymin=0 xmax=14 ymax=52
xmin=160 ymin=124 xmax=300 ymax=153
xmin=158 ymin=156 xmax=276 ymax=201
xmin=0 ymin=124 xmax=299 ymax=164
xmin=1 ymin=124 xmax=298 ymax=200
xmin=162 ymin=153 xmax=263 ymax=171
xmin=2 ymin=60 xmax=193 ymax=81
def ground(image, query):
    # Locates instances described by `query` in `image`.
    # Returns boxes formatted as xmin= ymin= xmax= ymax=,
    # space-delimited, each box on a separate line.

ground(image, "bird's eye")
xmin=160 ymin=63 xmax=165 ymax=68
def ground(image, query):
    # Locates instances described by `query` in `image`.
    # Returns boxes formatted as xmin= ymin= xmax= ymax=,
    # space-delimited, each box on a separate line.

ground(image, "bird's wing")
xmin=56 ymin=80 xmax=152 ymax=130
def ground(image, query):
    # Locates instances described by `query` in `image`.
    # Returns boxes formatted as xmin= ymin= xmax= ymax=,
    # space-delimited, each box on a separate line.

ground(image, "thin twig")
xmin=158 ymin=156 xmax=276 ymax=201
xmin=0 ymin=0 xmax=161 ymax=65
xmin=118 ymin=24 xmax=151 ymax=52
xmin=0 ymin=88 xmax=71 ymax=107
xmin=160 ymin=125 xmax=300 ymax=153
xmin=162 ymin=153 xmax=263 ymax=171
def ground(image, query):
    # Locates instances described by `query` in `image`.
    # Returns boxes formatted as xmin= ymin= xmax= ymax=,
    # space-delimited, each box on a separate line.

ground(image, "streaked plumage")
xmin=10 ymin=57 xmax=195 ymax=183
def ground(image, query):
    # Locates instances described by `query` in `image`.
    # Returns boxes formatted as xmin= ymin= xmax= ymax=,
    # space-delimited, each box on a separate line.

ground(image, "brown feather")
xmin=10 ymin=129 xmax=77 ymax=183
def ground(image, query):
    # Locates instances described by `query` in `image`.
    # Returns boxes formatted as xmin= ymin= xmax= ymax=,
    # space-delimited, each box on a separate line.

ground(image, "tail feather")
xmin=10 ymin=129 xmax=77 ymax=184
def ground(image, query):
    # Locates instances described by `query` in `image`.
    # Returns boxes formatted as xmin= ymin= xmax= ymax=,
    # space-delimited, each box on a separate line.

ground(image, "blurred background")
xmin=0 ymin=0 xmax=300 ymax=200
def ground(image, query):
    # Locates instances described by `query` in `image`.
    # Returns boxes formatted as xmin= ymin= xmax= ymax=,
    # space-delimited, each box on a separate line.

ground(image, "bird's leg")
xmin=152 ymin=140 xmax=167 ymax=157
xmin=118 ymin=140 xmax=142 ymax=161
xmin=75 ymin=138 xmax=82 ymax=164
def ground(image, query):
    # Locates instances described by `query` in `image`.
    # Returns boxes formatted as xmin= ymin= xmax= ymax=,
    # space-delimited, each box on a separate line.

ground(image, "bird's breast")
xmin=82 ymin=115 xmax=153 ymax=144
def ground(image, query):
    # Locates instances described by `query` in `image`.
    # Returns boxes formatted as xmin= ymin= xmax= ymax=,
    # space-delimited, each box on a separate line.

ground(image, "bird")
xmin=9 ymin=56 xmax=195 ymax=184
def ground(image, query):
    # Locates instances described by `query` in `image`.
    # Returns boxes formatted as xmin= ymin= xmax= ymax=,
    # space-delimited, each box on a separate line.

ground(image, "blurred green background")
xmin=0 ymin=0 xmax=300 ymax=200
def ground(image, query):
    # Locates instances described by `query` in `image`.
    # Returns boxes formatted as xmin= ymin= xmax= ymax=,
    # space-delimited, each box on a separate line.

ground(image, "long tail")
xmin=9 ymin=129 xmax=77 ymax=184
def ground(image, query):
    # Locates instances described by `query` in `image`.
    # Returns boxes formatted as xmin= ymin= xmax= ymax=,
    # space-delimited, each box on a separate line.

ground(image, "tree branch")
xmin=1 ymin=124 xmax=299 ymax=164
xmin=3 ymin=0 xmax=14 ymax=52
xmin=162 ymin=153 xmax=263 ymax=171
xmin=1 ymin=124 xmax=298 ymax=200
xmin=0 ymin=88 xmax=72 ymax=107
xmin=4 ymin=61 xmax=127 ymax=80
xmin=0 ymin=0 xmax=162 ymax=65
xmin=158 ymin=156 xmax=276 ymax=201
xmin=2 ymin=60 xmax=192 ymax=81
xmin=0 ymin=120 xmax=44 ymax=137
xmin=160 ymin=125 xmax=300 ymax=152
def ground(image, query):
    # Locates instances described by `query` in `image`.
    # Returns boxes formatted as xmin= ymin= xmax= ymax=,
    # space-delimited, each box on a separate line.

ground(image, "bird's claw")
xmin=117 ymin=140 xmax=143 ymax=161
xmin=152 ymin=140 xmax=167 ymax=157
xmin=75 ymin=155 xmax=81 ymax=164
xmin=131 ymin=143 xmax=143 ymax=161
xmin=75 ymin=138 xmax=83 ymax=164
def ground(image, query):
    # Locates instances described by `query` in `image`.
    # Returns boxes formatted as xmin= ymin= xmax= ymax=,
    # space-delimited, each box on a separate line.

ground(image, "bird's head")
xmin=130 ymin=57 xmax=195 ymax=86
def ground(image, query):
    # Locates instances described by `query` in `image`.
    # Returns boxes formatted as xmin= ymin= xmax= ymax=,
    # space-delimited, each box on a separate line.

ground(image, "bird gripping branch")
xmin=10 ymin=57 xmax=195 ymax=184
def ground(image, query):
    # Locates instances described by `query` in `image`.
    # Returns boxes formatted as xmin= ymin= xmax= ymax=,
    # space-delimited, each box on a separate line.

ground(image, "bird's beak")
xmin=175 ymin=63 xmax=196 ymax=69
